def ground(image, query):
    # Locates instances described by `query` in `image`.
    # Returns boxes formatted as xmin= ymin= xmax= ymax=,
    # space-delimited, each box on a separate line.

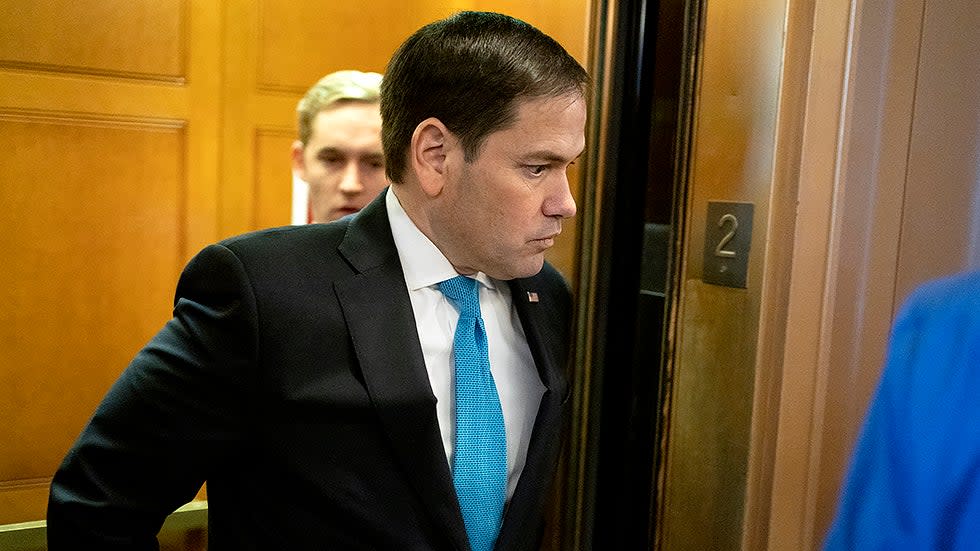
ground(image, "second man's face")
xmin=293 ymin=102 xmax=386 ymax=223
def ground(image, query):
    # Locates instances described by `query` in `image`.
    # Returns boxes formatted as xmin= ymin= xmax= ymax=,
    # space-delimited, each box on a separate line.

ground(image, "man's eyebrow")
xmin=314 ymin=147 xmax=383 ymax=157
xmin=521 ymin=150 xmax=584 ymax=163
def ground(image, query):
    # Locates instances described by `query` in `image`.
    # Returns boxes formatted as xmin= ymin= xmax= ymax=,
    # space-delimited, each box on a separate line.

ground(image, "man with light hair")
xmin=291 ymin=70 xmax=386 ymax=223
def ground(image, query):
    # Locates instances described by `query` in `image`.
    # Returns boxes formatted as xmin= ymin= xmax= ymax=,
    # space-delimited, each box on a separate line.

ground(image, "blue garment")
xmin=825 ymin=271 xmax=980 ymax=550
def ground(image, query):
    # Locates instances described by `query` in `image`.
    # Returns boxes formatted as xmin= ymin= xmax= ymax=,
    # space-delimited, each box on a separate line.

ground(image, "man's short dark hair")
xmin=380 ymin=11 xmax=590 ymax=183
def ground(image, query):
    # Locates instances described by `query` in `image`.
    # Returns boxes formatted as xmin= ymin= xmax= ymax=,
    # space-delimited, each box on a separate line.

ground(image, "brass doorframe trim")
xmin=652 ymin=0 xmax=707 ymax=546
xmin=561 ymin=0 xmax=618 ymax=548
xmin=561 ymin=0 xmax=707 ymax=547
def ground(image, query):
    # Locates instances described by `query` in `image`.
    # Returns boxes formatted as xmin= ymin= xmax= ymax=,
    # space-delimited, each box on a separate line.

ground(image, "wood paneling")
xmin=662 ymin=282 xmax=755 ymax=550
xmin=0 ymin=115 xmax=185 ymax=523
xmin=253 ymin=128 xmax=296 ymax=229
xmin=0 ymin=0 xmax=217 ymax=525
xmin=473 ymin=0 xmax=590 ymax=62
xmin=254 ymin=1 xmax=590 ymax=93
xmin=893 ymin=0 xmax=980 ymax=301
xmin=0 ymin=0 xmax=185 ymax=81
xmin=256 ymin=1 xmax=452 ymax=92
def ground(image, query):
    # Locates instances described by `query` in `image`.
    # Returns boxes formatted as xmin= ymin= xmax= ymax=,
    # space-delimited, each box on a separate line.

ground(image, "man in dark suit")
xmin=47 ymin=11 xmax=589 ymax=551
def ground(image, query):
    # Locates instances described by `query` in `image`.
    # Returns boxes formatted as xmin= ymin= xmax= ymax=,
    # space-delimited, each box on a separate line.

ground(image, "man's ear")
xmin=290 ymin=140 xmax=306 ymax=176
xmin=411 ymin=117 xmax=452 ymax=197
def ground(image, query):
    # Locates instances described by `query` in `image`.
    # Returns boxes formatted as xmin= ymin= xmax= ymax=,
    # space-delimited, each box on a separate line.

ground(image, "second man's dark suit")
xmin=47 ymin=190 xmax=573 ymax=550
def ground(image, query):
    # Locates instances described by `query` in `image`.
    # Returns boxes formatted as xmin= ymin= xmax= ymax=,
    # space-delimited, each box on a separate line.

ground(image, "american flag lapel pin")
xmin=527 ymin=291 xmax=539 ymax=303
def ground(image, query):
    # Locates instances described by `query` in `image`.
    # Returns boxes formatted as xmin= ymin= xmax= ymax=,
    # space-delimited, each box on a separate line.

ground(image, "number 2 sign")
xmin=703 ymin=201 xmax=753 ymax=288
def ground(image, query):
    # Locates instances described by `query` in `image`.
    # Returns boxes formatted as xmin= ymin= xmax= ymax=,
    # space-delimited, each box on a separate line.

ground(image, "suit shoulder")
xmin=184 ymin=221 xmax=356 ymax=285
xmin=198 ymin=222 xmax=354 ymax=274
xmin=216 ymin=222 xmax=349 ymax=255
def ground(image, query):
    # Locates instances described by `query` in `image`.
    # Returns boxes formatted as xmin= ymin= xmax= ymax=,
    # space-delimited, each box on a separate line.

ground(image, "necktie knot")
xmin=438 ymin=275 xmax=481 ymax=318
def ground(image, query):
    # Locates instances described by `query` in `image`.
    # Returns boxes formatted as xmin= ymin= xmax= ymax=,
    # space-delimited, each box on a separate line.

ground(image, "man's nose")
xmin=544 ymin=173 xmax=577 ymax=219
xmin=338 ymin=162 xmax=364 ymax=194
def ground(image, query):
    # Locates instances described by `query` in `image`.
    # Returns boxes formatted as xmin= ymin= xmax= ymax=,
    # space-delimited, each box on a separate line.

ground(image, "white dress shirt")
xmin=385 ymin=188 xmax=546 ymax=501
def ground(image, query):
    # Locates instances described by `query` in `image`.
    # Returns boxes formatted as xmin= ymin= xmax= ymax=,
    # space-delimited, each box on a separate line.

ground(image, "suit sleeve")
xmin=47 ymin=243 xmax=259 ymax=549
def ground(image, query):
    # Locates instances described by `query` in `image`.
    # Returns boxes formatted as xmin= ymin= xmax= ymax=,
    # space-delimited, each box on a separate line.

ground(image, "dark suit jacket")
xmin=47 ymin=191 xmax=573 ymax=550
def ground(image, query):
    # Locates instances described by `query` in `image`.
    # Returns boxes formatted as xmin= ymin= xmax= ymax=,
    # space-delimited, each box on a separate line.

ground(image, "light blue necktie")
xmin=438 ymin=275 xmax=507 ymax=551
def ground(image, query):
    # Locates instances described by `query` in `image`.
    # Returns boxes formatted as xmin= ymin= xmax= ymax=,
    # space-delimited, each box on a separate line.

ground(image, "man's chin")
xmin=494 ymin=256 xmax=545 ymax=281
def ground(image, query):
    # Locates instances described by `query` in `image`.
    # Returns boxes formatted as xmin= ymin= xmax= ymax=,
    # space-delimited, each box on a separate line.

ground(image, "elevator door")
xmin=569 ymin=0 xmax=694 ymax=548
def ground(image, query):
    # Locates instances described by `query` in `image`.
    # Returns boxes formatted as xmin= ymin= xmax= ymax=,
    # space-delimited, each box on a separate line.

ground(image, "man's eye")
xmin=526 ymin=165 xmax=547 ymax=176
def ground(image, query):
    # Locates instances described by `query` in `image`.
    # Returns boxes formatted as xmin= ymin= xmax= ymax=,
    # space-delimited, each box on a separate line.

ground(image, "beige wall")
xmin=767 ymin=0 xmax=979 ymax=548
xmin=656 ymin=0 xmax=978 ymax=547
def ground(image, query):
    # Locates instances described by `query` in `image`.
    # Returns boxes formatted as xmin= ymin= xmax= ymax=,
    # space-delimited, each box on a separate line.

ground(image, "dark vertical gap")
xmin=589 ymin=0 xmax=688 ymax=547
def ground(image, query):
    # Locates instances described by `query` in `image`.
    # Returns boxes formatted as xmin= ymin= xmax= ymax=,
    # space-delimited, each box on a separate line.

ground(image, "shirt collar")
xmin=385 ymin=187 xmax=496 ymax=292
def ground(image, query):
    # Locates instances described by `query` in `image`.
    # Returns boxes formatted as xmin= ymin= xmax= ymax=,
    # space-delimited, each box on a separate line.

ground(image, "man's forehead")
xmin=313 ymin=102 xmax=381 ymax=124
xmin=309 ymin=144 xmax=384 ymax=156
xmin=514 ymin=91 xmax=585 ymax=113
xmin=499 ymin=94 xmax=586 ymax=150
xmin=320 ymin=98 xmax=380 ymax=111
xmin=307 ymin=103 xmax=383 ymax=150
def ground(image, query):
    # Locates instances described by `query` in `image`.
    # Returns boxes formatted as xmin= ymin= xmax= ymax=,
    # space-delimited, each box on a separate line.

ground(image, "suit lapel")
xmin=495 ymin=277 xmax=570 ymax=549
xmin=334 ymin=193 xmax=469 ymax=551
xmin=508 ymin=278 xmax=568 ymax=396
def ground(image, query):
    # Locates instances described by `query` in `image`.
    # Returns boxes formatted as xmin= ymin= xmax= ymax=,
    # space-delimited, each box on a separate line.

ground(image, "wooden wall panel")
xmin=0 ymin=0 xmax=186 ymax=81
xmin=0 ymin=114 xmax=185 ymax=524
xmin=0 ymin=482 xmax=49 ymax=530
xmin=253 ymin=128 xmax=296 ymax=229
xmin=256 ymin=0 xmax=452 ymax=92
xmin=255 ymin=0 xmax=589 ymax=92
